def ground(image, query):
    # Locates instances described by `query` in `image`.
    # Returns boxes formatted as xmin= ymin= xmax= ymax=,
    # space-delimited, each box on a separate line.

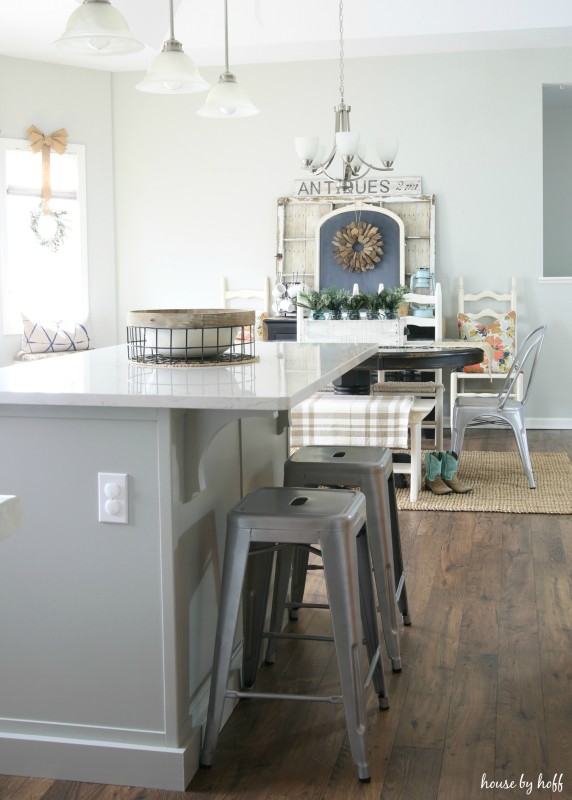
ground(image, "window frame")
xmin=0 ymin=136 xmax=89 ymax=335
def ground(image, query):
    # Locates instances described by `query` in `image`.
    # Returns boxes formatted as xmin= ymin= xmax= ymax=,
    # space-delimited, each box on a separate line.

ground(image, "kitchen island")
xmin=0 ymin=341 xmax=378 ymax=791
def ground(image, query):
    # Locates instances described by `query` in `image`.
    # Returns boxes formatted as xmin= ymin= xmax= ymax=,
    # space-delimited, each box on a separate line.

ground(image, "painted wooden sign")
xmin=293 ymin=176 xmax=422 ymax=197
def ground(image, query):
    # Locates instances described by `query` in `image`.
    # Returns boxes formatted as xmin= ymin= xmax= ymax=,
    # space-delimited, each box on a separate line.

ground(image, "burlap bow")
xmin=27 ymin=125 xmax=68 ymax=214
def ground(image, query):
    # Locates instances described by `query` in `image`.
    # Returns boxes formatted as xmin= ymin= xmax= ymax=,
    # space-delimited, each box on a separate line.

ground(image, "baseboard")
xmin=0 ymin=729 xmax=201 ymax=791
xmin=526 ymin=418 xmax=572 ymax=430
xmin=444 ymin=417 xmax=572 ymax=431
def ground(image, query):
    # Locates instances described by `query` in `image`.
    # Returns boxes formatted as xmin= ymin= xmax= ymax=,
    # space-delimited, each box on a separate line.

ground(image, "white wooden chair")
xmin=373 ymin=282 xmax=444 ymax=451
xmin=450 ymin=277 xmax=523 ymax=428
xmin=220 ymin=277 xmax=271 ymax=316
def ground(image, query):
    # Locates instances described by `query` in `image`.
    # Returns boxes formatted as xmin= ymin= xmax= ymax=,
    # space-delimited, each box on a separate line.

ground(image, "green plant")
xmin=296 ymin=290 xmax=325 ymax=313
xmin=322 ymin=286 xmax=350 ymax=314
xmin=363 ymin=291 xmax=383 ymax=314
xmin=381 ymin=285 xmax=408 ymax=313
xmin=346 ymin=292 xmax=367 ymax=314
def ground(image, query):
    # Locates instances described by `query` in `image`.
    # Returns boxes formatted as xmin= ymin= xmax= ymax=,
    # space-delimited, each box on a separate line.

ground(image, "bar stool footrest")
xmin=226 ymin=689 xmax=344 ymax=704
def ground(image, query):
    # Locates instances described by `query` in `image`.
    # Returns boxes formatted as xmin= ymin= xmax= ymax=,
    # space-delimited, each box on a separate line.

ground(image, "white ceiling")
xmin=1 ymin=0 xmax=572 ymax=74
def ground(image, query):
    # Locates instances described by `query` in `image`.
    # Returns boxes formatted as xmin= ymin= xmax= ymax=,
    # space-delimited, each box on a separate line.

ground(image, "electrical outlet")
xmin=98 ymin=473 xmax=128 ymax=524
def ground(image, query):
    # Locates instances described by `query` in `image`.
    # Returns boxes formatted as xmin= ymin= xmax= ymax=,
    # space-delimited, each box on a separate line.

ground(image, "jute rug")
xmin=396 ymin=451 xmax=572 ymax=514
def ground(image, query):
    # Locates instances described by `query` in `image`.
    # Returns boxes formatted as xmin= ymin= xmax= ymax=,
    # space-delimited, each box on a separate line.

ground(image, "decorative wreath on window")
xmin=332 ymin=221 xmax=383 ymax=272
xmin=30 ymin=206 xmax=69 ymax=253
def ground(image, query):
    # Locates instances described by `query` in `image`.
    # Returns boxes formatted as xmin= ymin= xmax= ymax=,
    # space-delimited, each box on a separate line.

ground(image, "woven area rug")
xmin=396 ymin=451 xmax=572 ymax=514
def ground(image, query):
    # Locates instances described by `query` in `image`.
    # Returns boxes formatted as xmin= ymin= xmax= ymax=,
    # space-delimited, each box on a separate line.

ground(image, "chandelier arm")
xmin=351 ymin=162 xmax=372 ymax=179
xmin=355 ymin=156 xmax=394 ymax=173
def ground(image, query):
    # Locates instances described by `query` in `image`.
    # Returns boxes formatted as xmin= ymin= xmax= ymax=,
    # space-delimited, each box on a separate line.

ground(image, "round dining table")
xmin=333 ymin=343 xmax=485 ymax=393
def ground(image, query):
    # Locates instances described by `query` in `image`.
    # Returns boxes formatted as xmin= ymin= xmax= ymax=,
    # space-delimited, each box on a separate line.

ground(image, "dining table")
xmin=332 ymin=342 xmax=485 ymax=393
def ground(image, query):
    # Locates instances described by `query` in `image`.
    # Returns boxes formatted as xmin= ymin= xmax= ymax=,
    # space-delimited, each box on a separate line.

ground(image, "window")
xmin=0 ymin=138 xmax=89 ymax=334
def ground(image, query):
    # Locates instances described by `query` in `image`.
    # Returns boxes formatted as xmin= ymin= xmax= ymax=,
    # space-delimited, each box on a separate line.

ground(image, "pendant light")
xmin=197 ymin=0 xmax=259 ymax=118
xmin=295 ymin=0 xmax=398 ymax=192
xmin=136 ymin=0 xmax=209 ymax=94
xmin=55 ymin=0 xmax=144 ymax=55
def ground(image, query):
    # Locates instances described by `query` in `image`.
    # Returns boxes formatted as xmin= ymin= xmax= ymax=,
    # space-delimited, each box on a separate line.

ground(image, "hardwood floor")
xmin=2 ymin=429 xmax=571 ymax=800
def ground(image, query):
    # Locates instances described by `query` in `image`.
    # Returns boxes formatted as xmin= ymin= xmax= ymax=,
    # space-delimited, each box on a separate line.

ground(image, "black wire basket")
xmin=126 ymin=309 xmax=256 ymax=366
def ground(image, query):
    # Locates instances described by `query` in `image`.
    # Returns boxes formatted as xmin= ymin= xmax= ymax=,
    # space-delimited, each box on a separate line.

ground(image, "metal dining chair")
xmin=450 ymin=325 xmax=547 ymax=489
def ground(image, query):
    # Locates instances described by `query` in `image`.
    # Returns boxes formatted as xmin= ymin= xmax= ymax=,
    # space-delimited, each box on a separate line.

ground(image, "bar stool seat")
xmin=200 ymin=486 xmax=383 ymax=783
xmin=267 ymin=445 xmax=410 ymax=672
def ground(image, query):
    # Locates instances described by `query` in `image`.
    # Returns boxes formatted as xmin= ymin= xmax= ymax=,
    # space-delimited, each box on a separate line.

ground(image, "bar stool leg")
xmin=320 ymin=530 xmax=371 ymax=783
xmin=242 ymin=542 xmax=276 ymax=688
xmin=356 ymin=528 xmax=389 ymax=709
xmin=289 ymin=545 xmax=310 ymax=620
xmin=387 ymin=473 xmax=411 ymax=624
xmin=361 ymin=474 xmax=402 ymax=672
xmin=200 ymin=528 xmax=252 ymax=768
xmin=264 ymin=544 xmax=295 ymax=666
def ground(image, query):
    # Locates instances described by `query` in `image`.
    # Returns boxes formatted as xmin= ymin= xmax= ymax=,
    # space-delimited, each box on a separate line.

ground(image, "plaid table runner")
xmin=290 ymin=392 xmax=415 ymax=448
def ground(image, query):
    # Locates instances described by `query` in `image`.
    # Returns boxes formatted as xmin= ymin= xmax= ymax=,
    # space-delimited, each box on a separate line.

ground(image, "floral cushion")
xmin=457 ymin=311 xmax=516 ymax=374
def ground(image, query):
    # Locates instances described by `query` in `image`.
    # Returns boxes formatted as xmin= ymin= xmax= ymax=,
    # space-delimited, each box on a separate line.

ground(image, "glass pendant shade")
xmin=335 ymin=131 xmax=360 ymax=157
xmin=375 ymin=137 xmax=399 ymax=164
xmin=197 ymin=74 xmax=259 ymax=118
xmin=295 ymin=137 xmax=319 ymax=162
xmin=54 ymin=0 xmax=144 ymax=54
xmin=136 ymin=44 xmax=210 ymax=94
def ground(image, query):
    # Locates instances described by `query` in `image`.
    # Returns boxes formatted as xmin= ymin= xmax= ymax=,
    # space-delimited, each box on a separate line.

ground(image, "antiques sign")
xmin=293 ymin=176 xmax=422 ymax=197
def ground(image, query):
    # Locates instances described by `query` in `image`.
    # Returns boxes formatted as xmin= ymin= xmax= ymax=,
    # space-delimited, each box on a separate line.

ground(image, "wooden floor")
xmin=2 ymin=429 xmax=572 ymax=800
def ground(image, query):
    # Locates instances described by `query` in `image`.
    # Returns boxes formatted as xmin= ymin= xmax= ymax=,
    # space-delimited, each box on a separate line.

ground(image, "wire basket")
xmin=126 ymin=309 xmax=256 ymax=366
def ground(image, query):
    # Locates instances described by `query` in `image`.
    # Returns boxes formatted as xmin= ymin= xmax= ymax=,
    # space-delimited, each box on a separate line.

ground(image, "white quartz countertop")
xmin=0 ymin=342 xmax=378 ymax=411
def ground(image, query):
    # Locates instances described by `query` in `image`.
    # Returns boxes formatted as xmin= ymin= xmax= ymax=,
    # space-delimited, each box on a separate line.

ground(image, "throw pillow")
xmin=21 ymin=315 xmax=91 ymax=354
xmin=457 ymin=311 xmax=516 ymax=374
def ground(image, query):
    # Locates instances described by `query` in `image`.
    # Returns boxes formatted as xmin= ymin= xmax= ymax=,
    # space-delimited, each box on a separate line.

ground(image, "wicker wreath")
xmin=332 ymin=221 xmax=383 ymax=272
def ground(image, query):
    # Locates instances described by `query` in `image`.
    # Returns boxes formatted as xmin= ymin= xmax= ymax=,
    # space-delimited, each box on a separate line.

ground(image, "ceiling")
xmin=1 ymin=0 xmax=572 ymax=74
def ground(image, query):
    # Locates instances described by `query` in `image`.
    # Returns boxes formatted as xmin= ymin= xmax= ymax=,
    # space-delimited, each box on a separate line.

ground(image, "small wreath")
xmin=332 ymin=221 xmax=383 ymax=272
xmin=30 ymin=206 xmax=69 ymax=253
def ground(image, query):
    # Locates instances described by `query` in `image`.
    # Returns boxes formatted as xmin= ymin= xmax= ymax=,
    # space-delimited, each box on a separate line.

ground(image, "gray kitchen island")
xmin=0 ymin=341 xmax=377 ymax=791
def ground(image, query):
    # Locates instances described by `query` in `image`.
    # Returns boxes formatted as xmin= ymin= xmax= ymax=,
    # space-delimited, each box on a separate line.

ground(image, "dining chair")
xmin=450 ymin=325 xmax=547 ymax=489
xmin=450 ymin=277 xmax=523 ymax=427
xmin=373 ymin=282 xmax=444 ymax=450
xmin=220 ymin=276 xmax=271 ymax=316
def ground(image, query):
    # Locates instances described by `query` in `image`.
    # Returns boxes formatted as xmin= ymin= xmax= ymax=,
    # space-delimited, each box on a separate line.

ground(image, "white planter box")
xmin=298 ymin=318 xmax=404 ymax=346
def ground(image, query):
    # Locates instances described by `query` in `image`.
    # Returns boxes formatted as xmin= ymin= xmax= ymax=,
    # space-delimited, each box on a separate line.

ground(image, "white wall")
xmin=0 ymin=55 xmax=117 ymax=366
xmin=112 ymin=47 xmax=572 ymax=425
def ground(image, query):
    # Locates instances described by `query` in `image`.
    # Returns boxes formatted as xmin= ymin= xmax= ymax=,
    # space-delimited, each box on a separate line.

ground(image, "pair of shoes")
xmin=425 ymin=451 xmax=473 ymax=494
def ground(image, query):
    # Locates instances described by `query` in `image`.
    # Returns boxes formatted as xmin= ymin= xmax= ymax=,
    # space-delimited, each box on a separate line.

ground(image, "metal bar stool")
xmin=200 ymin=486 xmax=382 ymax=783
xmin=266 ymin=445 xmax=410 ymax=672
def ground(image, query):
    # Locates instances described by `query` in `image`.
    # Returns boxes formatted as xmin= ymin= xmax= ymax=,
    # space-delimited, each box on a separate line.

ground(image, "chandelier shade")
xmin=294 ymin=0 xmax=398 ymax=191
xmin=136 ymin=0 xmax=209 ymax=94
xmin=54 ymin=0 xmax=144 ymax=55
xmin=198 ymin=0 xmax=259 ymax=119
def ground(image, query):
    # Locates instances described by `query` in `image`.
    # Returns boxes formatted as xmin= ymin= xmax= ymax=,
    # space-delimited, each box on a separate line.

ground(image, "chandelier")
xmin=294 ymin=0 xmax=398 ymax=193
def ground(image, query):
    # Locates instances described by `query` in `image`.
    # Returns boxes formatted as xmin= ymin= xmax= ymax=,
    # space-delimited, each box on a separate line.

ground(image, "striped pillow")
xmin=21 ymin=315 xmax=91 ymax=353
